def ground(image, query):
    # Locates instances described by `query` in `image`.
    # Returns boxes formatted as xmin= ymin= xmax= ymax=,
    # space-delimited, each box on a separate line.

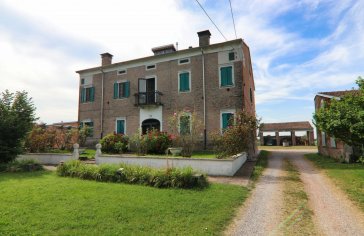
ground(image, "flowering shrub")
xmin=141 ymin=129 xmax=172 ymax=154
xmin=100 ymin=133 xmax=129 ymax=154
xmin=212 ymin=111 xmax=260 ymax=158
xmin=25 ymin=124 xmax=79 ymax=153
xmin=168 ymin=110 xmax=203 ymax=157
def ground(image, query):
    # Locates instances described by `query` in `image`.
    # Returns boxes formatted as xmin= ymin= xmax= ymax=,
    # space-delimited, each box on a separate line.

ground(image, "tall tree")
xmin=314 ymin=77 xmax=364 ymax=154
xmin=0 ymin=90 xmax=37 ymax=163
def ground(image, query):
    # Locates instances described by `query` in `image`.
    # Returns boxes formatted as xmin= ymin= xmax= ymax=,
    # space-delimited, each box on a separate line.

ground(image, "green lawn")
xmin=0 ymin=171 xmax=248 ymax=235
xmin=305 ymin=153 xmax=364 ymax=212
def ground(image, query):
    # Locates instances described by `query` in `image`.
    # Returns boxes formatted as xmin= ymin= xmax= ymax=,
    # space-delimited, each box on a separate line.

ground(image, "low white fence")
xmin=96 ymin=151 xmax=247 ymax=177
xmin=17 ymin=144 xmax=80 ymax=165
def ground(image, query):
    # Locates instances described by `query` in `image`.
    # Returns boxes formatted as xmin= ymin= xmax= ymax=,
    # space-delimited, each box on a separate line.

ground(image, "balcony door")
xmin=138 ymin=78 xmax=155 ymax=104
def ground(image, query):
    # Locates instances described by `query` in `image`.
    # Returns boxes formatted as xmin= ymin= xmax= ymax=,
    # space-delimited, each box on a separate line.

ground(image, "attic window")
xmin=179 ymin=58 xmax=190 ymax=65
xmin=118 ymin=69 xmax=127 ymax=75
xmin=229 ymin=52 xmax=235 ymax=61
xmin=81 ymin=78 xmax=85 ymax=85
xmin=146 ymin=64 xmax=156 ymax=70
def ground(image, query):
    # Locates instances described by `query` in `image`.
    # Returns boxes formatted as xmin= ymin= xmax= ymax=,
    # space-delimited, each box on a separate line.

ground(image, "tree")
xmin=0 ymin=90 xmax=37 ymax=163
xmin=314 ymin=77 xmax=364 ymax=155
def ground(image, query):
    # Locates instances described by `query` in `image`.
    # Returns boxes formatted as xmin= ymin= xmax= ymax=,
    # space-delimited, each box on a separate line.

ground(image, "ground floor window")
xmin=115 ymin=118 xmax=126 ymax=135
xmin=179 ymin=114 xmax=191 ymax=135
xmin=321 ymin=132 xmax=326 ymax=146
xmin=80 ymin=120 xmax=94 ymax=137
xmin=221 ymin=109 xmax=235 ymax=132
xmin=330 ymin=137 xmax=336 ymax=148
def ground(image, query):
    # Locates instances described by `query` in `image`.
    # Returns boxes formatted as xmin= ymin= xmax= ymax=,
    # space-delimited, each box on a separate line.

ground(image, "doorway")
xmin=141 ymin=118 xmax=160 ymax=134
xmin=138 ymin=78 xmax=156 ymax=104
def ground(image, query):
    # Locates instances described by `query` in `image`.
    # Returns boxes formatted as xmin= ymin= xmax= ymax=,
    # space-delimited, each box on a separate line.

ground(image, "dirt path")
xmin=290 ymin=152 xmax=364 ymax=236
xmin=226 ymin=150 xmax=364 ymax=236
xmin=226 ymin=151 xmax=286 ymax=235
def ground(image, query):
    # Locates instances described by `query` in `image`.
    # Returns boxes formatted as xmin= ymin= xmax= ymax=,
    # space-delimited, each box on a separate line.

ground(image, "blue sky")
xmin=0 ymin=0 xmax=362 ymax=124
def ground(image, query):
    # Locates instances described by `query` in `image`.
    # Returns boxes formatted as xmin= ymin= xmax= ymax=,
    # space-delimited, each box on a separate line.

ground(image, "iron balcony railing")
xmin=134 ymin=91 xmax=163 ymax=106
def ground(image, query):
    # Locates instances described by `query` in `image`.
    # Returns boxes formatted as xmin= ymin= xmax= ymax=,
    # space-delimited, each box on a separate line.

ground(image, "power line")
xmin=228 ymin=0 xmax=237 ymax=39
xmin=194 ymin=0 xmax=228 ymax=41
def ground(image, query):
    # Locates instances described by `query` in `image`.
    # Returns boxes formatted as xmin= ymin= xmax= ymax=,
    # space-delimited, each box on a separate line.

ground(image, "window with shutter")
xmin=80 ymin=87 xmax=95 ymax=103
xmin=220 ymin=66 xmax=233 ymax=87
xmin=179 ymin=115 xmax=191 ymax=135
xmin=116 ymin=119 xmax=125 ymax=134
xmin=179 ymin=72 xmax=190 ymax=92
xmin=222 ymin=113 xmax=234 ymax=131
xmin=114 ymin=81 xmax=130 ymax=99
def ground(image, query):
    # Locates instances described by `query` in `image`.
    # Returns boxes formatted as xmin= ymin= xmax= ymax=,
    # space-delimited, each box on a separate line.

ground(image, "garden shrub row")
xmin=57 ymin=160 xmax=209 ymax=189
xmin=0 ymin=159 xmax=43 ymax=173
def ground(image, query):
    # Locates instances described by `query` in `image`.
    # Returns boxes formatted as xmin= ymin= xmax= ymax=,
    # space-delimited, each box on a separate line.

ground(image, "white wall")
xmin=17 ymin=153 xmax=77 ymax=165
xmin=140 ymin=106 xmax=163 ymax=130
xmin=96 ymin=153 xmax=247 ymax=176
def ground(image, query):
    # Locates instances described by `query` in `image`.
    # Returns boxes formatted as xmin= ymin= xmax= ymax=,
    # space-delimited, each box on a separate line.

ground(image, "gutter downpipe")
xmin=100 ymin=69 xmax=105 ymax=139
xmin=201 ymin=48 xmax=207 ymax=149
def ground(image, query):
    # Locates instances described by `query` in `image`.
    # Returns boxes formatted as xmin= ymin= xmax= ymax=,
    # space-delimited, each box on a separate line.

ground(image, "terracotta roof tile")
xmin=260 ymin=121 xmax=313 ymax=132
xmin=318 ymin=90 xmax=359 ymax=97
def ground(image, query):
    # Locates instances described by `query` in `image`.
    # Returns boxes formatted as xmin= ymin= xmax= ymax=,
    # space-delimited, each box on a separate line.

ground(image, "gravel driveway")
xmin=226 ymin=150 xmax=364 ymax=236
xmin=226 ymin=150 xmax=286 ymax=235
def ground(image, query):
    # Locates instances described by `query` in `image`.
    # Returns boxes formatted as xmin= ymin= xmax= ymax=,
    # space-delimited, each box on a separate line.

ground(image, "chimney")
xmin=100 ymin=53 xmax=113 ymax=66
xmin=197 ymin=30 xmax=211 ymax=47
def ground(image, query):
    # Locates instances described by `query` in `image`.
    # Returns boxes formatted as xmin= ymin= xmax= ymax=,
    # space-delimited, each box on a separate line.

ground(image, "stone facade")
xmin=76 ymin=30 xmax=256 ymax=151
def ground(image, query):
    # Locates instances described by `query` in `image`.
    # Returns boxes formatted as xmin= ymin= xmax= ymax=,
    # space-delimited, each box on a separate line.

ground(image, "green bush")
xmin=57 ymin=160 xmax=208 ymax=189
xmin=141 ymin=129 xmax=172 ymax=154
xmin=4 ymin=159 xmax=43 ymax=172
xmin=100 ymin=133 xmax=129 ymax=154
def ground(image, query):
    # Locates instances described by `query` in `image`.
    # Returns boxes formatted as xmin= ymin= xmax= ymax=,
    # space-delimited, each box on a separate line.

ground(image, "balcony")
xmin=134 ymin=91 xmax=163 ymax=106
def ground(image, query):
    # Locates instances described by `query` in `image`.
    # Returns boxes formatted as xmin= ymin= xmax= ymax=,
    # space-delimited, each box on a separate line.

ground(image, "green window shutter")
xmin=117 ymin=120 xmax=125 ymax=134
xmin=226 ymin=66 xmax=233 ymax=85
xmin=90 ymin=87 xmax=95 ymax=102
xmin=124 ymin=81 xmax=130 ymax=98
xmin=221 ymin=66 xmax=233 ymax=86
xmin=220 ymin=67 xmax=227 ymax=86
xmin=222 ymin=113 xmax=234 ymax=130
xmin=113 ymin=82 xmax=118 ymax=99
xmin=179 ymin=73 xmax=189 ymax=92
xmin=80 ymin=88 xmax=85 ymax=103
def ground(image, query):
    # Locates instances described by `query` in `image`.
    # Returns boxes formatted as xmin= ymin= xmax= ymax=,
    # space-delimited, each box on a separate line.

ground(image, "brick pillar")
xmin=259 ymin=132 xmax=264 ymax=145
xmin=291 ymin=131 xmax=296 ymax=146
xmin=275 ymin=132 xmax=280 ymax=146
xmin=309 ymin=131 xmax=314 ymax=146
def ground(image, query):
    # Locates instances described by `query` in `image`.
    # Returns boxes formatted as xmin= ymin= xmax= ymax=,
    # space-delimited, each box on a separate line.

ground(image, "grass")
xmin=258 ymin=145 xmax=318 ymax=150
xmin=250 ymin=150 xmax=269 ymax=183
xmin=277 ymin=159 xmax=316 ymax=235
xmin=0 ymin=171 xmax=249 ymax=235
xmin=305 ymin=153 xmax=364 ymax=212
xmin=80 ymin=149 xmax=96 ymax=159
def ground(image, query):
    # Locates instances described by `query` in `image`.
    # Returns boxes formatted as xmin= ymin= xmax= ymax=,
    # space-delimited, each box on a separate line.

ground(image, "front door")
xmin=141 ymin=119 xmax=160 ymax=134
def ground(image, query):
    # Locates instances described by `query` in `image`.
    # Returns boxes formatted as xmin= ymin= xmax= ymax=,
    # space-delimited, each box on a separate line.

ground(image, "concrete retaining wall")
xmin=96 ymin=152 xmax=247 ymax=176
xmin=17 ymin=153 xmax=77 ymax=165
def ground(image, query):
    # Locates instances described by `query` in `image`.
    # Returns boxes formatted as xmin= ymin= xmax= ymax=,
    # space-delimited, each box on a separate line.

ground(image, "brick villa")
xmin=76 ymin=30 xmax=256 ymax=150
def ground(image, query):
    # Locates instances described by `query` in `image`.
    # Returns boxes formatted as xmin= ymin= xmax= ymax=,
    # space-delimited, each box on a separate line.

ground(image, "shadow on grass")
xmin=0 ymin=170 xmax=54 ymax=182
xmin=305 ymin=153 xmax=364 ymax=170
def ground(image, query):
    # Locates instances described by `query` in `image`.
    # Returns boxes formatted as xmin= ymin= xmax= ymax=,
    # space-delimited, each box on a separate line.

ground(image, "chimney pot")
xmin=197 ymin=30 xmax=211 ymax=47
xmin=101 ymin=53 xmax=113 ymax=66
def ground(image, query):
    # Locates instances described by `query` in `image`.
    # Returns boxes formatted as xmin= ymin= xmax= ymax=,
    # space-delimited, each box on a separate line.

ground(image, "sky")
xmin=0 ymin=0 xmax=363 ymax=125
